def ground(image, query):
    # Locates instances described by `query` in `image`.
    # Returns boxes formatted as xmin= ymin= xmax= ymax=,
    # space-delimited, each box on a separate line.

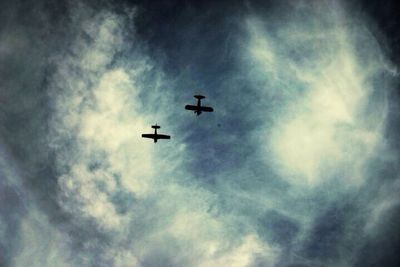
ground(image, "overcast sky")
xmin=1 ymin=0 xmax=400 ymax=266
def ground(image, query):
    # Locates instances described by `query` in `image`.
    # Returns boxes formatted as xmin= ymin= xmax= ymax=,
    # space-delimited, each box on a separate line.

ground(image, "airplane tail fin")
xmin=194 ymin=95 xmax=205 ymax=100
xmin=151 ymin=125 xmax=161 ymax=129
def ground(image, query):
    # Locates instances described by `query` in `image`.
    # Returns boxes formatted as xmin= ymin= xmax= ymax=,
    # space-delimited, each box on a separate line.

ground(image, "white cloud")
xmin=48 ymin=7 xmax=280 ymax=267
xmin=201 ymin=234 xmax=278 ymax=267
xmin=247 ymin=4 xmax=388 ymax=188
xmin=51 ymin=11 xmax=154 ymax=234
xmin=2 ymin=1 xmax=398 ymax=266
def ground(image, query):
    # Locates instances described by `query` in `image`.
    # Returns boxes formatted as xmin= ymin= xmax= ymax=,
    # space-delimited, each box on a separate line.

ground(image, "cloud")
xmin=241 ymin=1 xmax=398 ymax=265
xmin=246 ymin=3 xmax=388 ymax=188
xmin=13 ymin=210 xmax=72 ymax=267
xmin=46 ymin=3 xmax=279 ymax=266
xmin=1 ymin=1 xmax=399 ymax=266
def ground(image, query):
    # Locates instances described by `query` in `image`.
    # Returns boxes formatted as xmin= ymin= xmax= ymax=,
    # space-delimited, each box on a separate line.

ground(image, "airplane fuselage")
xmin=195 ymin=98 xmax=202 ymax=115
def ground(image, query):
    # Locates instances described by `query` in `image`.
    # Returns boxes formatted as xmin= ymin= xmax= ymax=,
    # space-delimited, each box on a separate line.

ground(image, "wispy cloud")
xmin=243 ymin=1 xmax=396 ymax=266
xmin=1 ymin=1 xmax=399 ymax=266
xmin=248 ymin=8 xmax=387 ymax=186
xmin=44 ymin=4 xmax=277 ymax=266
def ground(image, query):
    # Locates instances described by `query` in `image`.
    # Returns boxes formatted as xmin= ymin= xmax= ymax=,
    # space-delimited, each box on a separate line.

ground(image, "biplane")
xmin=185 ymin=95 xmax=214 ymax=116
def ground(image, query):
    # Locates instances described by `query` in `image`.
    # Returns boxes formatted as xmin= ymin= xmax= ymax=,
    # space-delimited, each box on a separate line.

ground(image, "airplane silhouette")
xmin=185 ymin=95 xmax=214 ymax=116
xmin=141 ymin=124 xmax=170 ymax=143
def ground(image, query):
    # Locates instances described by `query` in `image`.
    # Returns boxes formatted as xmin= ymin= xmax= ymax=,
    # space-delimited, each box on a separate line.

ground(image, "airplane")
xmin=185 ymin=95 xmax=214 ymax=116
xmin=141 ymin=124 xmax=170 ymax=143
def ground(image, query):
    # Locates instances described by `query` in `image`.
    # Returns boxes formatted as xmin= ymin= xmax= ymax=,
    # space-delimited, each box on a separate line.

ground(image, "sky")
xmin=0 ymin=0 xmax=400 ymax=266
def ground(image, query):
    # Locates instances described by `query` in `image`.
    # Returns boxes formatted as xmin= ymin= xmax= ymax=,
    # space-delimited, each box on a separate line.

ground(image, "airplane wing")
xmin=156 ymin=134 xmax=170 ymax=139
xmin=199 ymin=106 xmax=213 ymax=112
xmin=142 ymin=134 xmax=156 ymax=139
xmin=185 ymin=105 xmax=200 ymax=111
